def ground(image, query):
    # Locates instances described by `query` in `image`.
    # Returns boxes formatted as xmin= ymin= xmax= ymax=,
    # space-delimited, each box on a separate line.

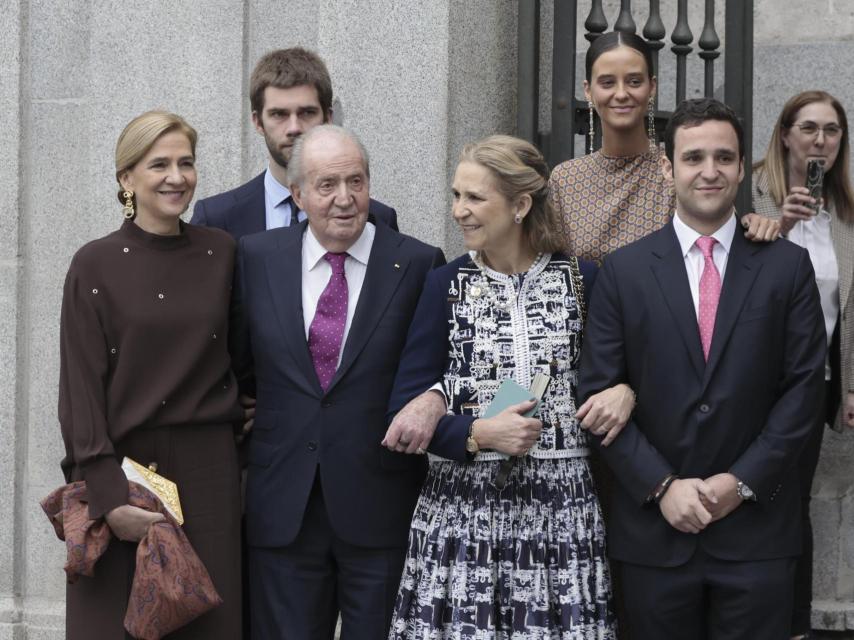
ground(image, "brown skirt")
xmin=66 ymin=423 xmax=241 ymax=640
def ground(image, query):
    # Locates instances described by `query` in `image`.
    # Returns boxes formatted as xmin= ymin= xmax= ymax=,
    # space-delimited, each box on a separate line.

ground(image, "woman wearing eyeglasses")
xmin=753 ymin=90 xmax=854 ymax=640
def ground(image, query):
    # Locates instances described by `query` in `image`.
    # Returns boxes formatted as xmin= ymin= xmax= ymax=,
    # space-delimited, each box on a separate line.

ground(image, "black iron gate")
xmin=518 ymin=0 xmax=754 ymax=212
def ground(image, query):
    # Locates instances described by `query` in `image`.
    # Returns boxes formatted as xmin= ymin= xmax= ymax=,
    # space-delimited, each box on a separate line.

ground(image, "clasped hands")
xmin=658 ymin=473 xmax=743 ymax=534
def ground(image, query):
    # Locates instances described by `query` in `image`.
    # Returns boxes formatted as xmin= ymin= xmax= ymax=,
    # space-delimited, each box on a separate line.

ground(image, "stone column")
xmin=0 ymin=0 xmax=24 ymax=637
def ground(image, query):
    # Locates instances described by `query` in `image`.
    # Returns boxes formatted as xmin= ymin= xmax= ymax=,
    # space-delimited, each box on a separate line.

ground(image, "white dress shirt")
xmin=786 ymin=208 xmax=839 ymax=379
xmin=672 ymin=212 xmax=737 ymax=318
xmin=301 ymin=222 xmax=375 ymax=366
xmin=264 ymin=168 xmax=305 ymax=229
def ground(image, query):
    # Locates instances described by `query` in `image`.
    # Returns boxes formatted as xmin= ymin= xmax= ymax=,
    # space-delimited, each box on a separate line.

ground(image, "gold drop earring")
xmin=122 ymin=190 xmax=135 ymax=219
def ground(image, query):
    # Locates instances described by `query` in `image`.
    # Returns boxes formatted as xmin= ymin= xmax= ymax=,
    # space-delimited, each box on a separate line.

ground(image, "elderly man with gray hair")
xmin=230 ymin=124 xmax=445 ymax=639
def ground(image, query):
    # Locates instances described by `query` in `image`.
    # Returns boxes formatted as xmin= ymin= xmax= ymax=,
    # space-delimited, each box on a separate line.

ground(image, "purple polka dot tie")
xmin=309 ymin=252 xmax=348 ymax=391
xmin=696 ymin=236 xmax=721 ymax=362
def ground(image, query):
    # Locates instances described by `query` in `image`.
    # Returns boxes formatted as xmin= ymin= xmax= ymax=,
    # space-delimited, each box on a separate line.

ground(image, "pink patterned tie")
xmin=309 ymin=252 xmax=348 ymax=391
xmin=696 ymin=236 xmax=721 ymax=361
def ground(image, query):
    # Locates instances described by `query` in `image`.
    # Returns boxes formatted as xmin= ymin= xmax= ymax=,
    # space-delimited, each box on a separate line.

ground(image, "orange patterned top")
xmin=550 ymin=146 xmax=675 ymax=264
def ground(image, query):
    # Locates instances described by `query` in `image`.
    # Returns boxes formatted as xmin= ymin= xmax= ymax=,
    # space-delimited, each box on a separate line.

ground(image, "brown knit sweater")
xmin=58 ymin=220 xmax=242 ymax=518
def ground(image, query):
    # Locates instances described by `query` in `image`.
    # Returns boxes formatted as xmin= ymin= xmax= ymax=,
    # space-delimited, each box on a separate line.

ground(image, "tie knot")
xmin=695 ymin=236 xmax=717 ymax=258
xmin=324 ymin=252 xmax=347 ymax=274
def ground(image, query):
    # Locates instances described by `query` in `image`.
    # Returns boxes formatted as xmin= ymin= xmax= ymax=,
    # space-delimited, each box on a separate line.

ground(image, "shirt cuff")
xmin=428 ymin=383 xmax=448 ymax=408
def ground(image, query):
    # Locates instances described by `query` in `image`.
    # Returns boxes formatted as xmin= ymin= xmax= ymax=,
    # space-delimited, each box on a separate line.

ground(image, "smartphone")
xmin=805 ymin=158 xmax=826 ymax=214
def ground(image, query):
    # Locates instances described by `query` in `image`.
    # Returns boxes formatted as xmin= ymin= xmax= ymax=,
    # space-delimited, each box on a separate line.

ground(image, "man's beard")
xmin=264 ymin=134 xmax=291 ymax=169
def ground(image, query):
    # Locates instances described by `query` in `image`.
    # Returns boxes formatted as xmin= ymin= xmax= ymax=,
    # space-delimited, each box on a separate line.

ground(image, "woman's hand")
xmin=577 ymin=383 xmax=635 ymax=446
xmin=779 ymin=186 xmax=818 ymax=235
xmin=105 ymin=504 xmax=165 ymax=542
xmin=741 ymin=213 xmax=780 ymax=242
xmin=237 ymin=394 xmax=256 ymax=444
xmin=844 ymin=392 xmax=854 ymax=429
xmin=471 ymin=400 xmax=542 ymax=456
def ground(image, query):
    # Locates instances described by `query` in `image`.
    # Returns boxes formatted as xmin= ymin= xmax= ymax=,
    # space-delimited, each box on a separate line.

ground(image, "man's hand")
xmin=237 ymin=394 xmax=256 ymax=444
xmin=105 ymin=504 xmax=165 ymax=542
xmin=700 ymin=472 xmax=742 ymax=521
xmin=659 ymin=478 xmax=716 ymax=534
xmin=844 ymin=392 xmax=854 ymax=429
xmin=741 ymin=212 xmax=780 ymax=242
xmin=577 ymin=383 xmax=635 ymax=446
xmin=382 ymin=390 xmax=446 ymax=454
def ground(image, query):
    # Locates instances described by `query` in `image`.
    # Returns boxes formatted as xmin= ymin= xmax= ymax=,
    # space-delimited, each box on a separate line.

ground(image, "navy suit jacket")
xmin=231 ymin=219 xmax=445 ymax=549
xmin=577 ymin=219 xmax=826 ymax=568
xmin=191 ymin=171 xmax=399 ymax=241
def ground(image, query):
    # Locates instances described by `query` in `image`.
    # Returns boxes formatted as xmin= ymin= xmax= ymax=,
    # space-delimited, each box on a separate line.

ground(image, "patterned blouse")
xmin=550 ymin=145 xmax=675 ymax=264
xmin=436 ymin=252 xmax=592 ymax=462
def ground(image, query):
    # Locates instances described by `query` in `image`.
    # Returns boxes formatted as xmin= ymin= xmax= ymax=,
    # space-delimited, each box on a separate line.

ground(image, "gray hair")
xmin=288 ymin=124 xmax=371 ymax=188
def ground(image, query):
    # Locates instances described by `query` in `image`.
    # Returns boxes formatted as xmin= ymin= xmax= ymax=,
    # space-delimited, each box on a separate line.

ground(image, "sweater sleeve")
xmin=58 ymin=257 xmax=128 ymax=519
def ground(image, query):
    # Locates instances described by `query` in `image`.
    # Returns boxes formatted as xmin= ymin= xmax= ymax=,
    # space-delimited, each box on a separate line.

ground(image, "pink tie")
xmin=309 ymin=253 xmax=348 ymax=391
xmin=696 ymin=236 xmax=721 ymax=361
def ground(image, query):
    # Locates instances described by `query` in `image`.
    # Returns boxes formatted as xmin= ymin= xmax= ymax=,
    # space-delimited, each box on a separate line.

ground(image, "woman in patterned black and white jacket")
xmin=385 ymin=135 xmax=634 ymax=639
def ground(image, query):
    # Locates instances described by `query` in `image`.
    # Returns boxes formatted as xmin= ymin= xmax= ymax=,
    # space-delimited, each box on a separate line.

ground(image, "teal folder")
xmin=482 ymin=379 xmax=541 ymax=419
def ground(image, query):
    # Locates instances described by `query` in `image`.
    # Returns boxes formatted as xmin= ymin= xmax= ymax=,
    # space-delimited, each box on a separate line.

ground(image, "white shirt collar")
xmin=264 ymin=166 xmax=292 ymax=206
xmin=303 ymin=220 xmax=375 ymax=271
xmin=672 ymin=210 xmax=737 ymax=258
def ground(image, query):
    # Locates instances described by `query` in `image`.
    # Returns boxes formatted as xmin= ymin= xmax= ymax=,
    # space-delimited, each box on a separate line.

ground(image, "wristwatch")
xmin=465 ymin=422 xmax=480 ymax=454
xmin=736 ymin=480 xmax=756 ymax=501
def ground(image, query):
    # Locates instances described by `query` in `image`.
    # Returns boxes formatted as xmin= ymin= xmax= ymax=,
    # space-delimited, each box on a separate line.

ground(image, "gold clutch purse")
xmin=121 ymin=457 xmax=184 ymax=525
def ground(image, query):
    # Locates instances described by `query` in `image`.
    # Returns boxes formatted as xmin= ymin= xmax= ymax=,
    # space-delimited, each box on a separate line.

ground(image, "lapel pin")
xmin=394 ymin=263 xmax=400 ymax=270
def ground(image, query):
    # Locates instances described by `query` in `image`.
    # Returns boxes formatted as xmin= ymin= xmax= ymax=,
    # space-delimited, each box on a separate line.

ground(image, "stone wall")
xmin=1 ymin=1 xmax=852 ymax=638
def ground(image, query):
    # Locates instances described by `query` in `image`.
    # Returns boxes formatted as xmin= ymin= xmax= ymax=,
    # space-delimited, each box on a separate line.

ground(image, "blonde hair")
xmin=458 ymin=135 xmax=564 ymax=255
xmin=754 ymin=91 xmax=854 ymax=221
xmin=114 ymin=111 xmax=198 ymax=204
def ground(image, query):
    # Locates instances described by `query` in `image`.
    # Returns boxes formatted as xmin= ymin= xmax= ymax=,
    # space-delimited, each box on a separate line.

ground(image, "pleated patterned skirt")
xmin=388 ymin=455 xmax=616 ymax=639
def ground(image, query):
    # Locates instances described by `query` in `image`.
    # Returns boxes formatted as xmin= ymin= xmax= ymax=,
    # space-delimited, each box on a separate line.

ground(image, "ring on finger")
xmin=416 ymin=447 xmax=425 ymax=455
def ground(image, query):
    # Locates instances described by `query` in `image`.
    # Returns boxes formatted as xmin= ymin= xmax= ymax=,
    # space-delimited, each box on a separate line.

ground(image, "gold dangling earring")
xmin=588 ymin=101 xmax=595 ymax=155
xmin=122 ymin=190 xmax=135 ymax=219
xmin=647 ymin=98 xmax=656 ymax=148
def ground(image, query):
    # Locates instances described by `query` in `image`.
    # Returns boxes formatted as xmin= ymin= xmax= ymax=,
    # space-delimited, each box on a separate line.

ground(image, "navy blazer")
xmin=231 ymin=219 xmax=445 ymax=549
xmin=387 ymin=252 xmax=598 ymax=461
xmin=191 ymin=171 xmax=399 ymax=241
xmin=577 ymin=220 xmax=826 ymax=567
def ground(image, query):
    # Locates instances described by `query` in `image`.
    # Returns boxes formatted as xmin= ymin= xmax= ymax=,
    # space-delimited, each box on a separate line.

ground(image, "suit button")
xmin=699 ymin=404 xmax=710 ymax=413
xmin=307 ymin=441 xmax=317 ymax=451
xmin=321 ymin=400 xmax=332 ymax=408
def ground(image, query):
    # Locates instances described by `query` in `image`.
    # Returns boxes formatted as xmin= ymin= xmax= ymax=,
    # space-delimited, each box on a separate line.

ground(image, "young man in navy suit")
xmin=231 ymin=125 xmax=444 ymax=639
xmin=191 ymin=48 xmax=397 ymax=239
xmin=578 ymin=99 xmax=826 ymax=639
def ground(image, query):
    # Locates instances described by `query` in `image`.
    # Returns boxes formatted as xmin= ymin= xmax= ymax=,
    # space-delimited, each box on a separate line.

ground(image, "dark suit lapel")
xmin=326 ymin=223 xmax=409 ymax=393
xmin=649 ymin=223 xmax=706 ymax=380
xmin=701 ymin=228 xmax=762 ymax=389
xmin=263 ymin=224 xmax=322 ymax=396
xmin=232 ymin=173 xmax=267 ymax=238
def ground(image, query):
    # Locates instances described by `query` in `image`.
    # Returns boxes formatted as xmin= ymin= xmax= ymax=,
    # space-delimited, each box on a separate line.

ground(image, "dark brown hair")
xmin=249 ymin=48 xmax=333 ymax=119
xmin=664 ymin=98 xmax=744 ymax=163
xmin=585 ymin=31 xmax=654 ymax=82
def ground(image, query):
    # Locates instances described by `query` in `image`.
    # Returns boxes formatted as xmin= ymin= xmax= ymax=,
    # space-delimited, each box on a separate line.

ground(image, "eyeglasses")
xmin=789 ymin=122 xmax=844 ymax=138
